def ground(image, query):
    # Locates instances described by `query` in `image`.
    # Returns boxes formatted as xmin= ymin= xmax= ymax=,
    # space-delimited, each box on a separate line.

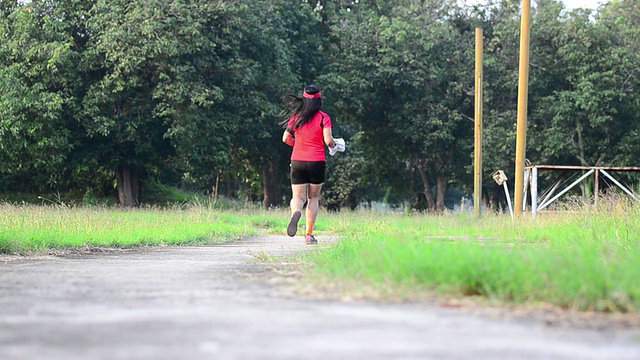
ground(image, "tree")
xmin=530 ymin=5 xmax=640 ymax=169
xmin=224 ymin=0 xmax=325 ymax=209
xmin=0 ymin=1 xmax=93 ymax=193
xmin=596 ymin=0 xmax=640 ymax=167
xmin=322 ymin=0 xmax=475 ymax=212
xmin=82 ymin=0 xmax=260 ymax=206
xmin=2 ymin=0 xmax=639 ymax=211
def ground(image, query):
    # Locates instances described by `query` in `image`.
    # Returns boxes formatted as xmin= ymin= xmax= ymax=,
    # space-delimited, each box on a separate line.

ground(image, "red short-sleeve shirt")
xmin=288 ymin=111 xmax=332 ymax=162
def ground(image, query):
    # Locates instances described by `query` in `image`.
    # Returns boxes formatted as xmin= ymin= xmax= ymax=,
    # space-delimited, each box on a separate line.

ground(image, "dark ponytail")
xmin=279 ymin=85 xmax=323 ymax=129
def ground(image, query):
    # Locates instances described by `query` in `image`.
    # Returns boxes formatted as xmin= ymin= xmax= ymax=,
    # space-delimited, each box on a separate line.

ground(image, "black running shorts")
xmin=290 ymin=161 xmax=326 ymax=185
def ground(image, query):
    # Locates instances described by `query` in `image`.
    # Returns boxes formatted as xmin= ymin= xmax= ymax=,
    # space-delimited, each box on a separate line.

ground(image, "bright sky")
xmin=561 ymin=0 xmax=606 ymax=10
xmin=463 ymin=0 xmax=606 ymax=10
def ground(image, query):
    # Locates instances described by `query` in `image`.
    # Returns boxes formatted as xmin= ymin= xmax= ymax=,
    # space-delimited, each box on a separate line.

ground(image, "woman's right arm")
xmin=323 ymin=127 xmax=335 ymax=148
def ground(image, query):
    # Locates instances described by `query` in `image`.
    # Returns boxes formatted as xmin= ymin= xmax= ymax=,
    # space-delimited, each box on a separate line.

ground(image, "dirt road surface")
xmin=1 ymin=235 xmax=639 ymax=360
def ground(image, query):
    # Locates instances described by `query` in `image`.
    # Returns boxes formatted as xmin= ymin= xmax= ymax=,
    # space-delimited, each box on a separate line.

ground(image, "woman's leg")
xmin=290 ymin=184 xmax=307 ymax=214
xmin=306 ymin=183 xmax=322 ymax=235
xmin=287 ymin=184 xmax=307 ymax=237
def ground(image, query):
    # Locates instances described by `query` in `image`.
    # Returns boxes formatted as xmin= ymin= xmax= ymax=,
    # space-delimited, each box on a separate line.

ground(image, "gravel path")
xmin=1 ymin=235 xmax=639 ymax=360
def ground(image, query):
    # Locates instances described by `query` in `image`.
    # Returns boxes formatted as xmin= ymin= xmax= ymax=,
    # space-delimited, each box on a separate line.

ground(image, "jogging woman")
xmin=280 ymin=85 xmax=336 ymax=244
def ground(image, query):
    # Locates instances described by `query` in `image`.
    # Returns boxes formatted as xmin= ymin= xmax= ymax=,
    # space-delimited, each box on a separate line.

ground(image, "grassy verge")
xmin=305 ymin=208 xmax=640 ymax=312
xmin=0 ymin=203 xmax=287 ymax=254
xmin=3 ymin=201 xmax=639 ymax=313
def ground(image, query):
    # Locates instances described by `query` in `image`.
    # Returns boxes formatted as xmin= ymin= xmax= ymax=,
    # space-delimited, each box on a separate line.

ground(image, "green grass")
xmin=2 ymin=201 xmax=639 ymax=313
xmin=0 ymin=203 xmax=286 ymax=254
xmin=305 ymin=209 xmax=640 ymax=312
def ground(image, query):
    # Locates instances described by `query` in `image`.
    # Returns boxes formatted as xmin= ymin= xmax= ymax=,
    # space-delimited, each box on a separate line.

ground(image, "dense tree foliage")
xmin=1 ymin=0 xmax=638 ymax=211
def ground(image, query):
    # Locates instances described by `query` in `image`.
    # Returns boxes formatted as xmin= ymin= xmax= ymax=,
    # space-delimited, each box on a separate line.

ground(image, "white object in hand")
xmin=329 ymin=138 xmax=346 ymax=156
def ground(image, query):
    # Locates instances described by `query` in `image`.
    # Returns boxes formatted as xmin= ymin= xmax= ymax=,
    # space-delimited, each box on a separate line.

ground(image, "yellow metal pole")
xmin=514 ymin=0 xmax=531 ymax=218
xmin=474 ymin=28 xmax=483 ymax=218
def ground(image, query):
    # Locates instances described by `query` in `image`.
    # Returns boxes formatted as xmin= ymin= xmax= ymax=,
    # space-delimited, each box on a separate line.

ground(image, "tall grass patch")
xmin=0 ymin=204 xmax=269 ymax=254
xmin=306 ymin=209 xmax=640 ymax=312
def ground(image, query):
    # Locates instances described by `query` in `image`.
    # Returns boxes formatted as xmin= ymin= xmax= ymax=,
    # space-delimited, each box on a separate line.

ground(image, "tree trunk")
xmin=436 ymin=174 xmax=447 ymax=212
xmin=212 ymin=172 xmax=220 ymax=200
xmin=263 ymin=160 xmax=279 ymax=210
xmin=437 ymin=140 xmax=457 ymax=213
xmin=416 ymin=164 xmax=436 ymax=212
xmin=408 ymin=166 xmax=415 ymax=211
xmin=116 ymin=165 xmax=141 ymax=208
xmin=575 ymin=120 xmax=588 ymax=166
xmin=226 ymin=174 xmax=235 ymax=199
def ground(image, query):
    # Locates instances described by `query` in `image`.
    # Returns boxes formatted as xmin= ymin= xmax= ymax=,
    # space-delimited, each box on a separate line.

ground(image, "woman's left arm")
xmin=282 ymin=130 xmax=295 ymax=147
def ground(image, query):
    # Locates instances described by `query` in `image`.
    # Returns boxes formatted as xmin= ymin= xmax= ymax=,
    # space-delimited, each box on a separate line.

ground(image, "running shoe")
xmin=305 ymin=234 xmax=318 ymax=245
xmin=287 ymin=210 xmax=301 ymax=237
